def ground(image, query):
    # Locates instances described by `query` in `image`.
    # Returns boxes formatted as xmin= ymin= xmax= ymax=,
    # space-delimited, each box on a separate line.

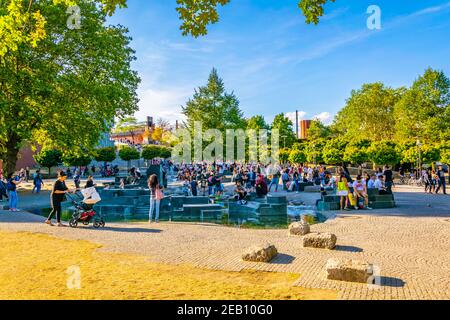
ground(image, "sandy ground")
xmin=0 ymin=230 xmax=337 ymax=300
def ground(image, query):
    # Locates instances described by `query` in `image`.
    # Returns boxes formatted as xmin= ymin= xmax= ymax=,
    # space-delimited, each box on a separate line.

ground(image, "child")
xmin=336 ymin=175 xmax=350 ymax=211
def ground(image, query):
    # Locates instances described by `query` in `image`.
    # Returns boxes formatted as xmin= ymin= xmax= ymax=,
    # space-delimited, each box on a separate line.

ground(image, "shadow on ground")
xmin=93 ymin=226 xmax=162 ymax=233
xmin=270 ymin=253 xmax=296 ymax=265
xmin=378 ymin=276 xmax=406 ymax=288
xmin=335 ymin=245 xmax=364 ymax=253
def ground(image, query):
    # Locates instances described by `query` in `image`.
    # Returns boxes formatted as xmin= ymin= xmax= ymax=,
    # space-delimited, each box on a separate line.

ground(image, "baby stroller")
xmin=67 ymin=188 xmax=105 ymax=228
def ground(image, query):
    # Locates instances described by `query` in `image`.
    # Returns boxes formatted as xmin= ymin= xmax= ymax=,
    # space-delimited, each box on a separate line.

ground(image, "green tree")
xmin=343 ymin=140 xmax=370 ymax=165
xmin=182 ymin=68 xmax=246 ymax=133
xmin=322 ymin=137 xmax=347 ymax=165
xmin=298 ymin=0 xmax=336 ymax=24
xmin=333 ymin=83 xmax=403 ymax=141
xmin=34 ymin=149 xmax=62 ymax=178
xmin=277 ymin=148 xmax=291 ymax=164
xmin=94 ymin=147 xmax=117 ymax=164
xmin=118 ymin=146 xmax=140 ymax=169
xmin=0 ymin=0 xmax=336 ymax=55
xmin=289 ymin=149 xmax=306 ymax=164
xmin=400 ymin=143 xmax=441 ymax=166
xmin=271 ymin=113 xmax=297 ymax=148
xmin=367 ymin=141 xmax=401 ymax=166
xmin=0 ymin=1 xmax=139 ymax=174
xmin=247 ymin=115 xmax=269 ymax=131
xmin=440 ymin=141 xmax=450 ymax=164
xmin=394 ymin=68 xmax=450 ymax=144
xmin=142 ymin=145 xmax=163 ymax=161
xmin=305 ymin=139 xmax=326 ymax=164
xmin=62 ymin=152 xmax=92 ymax=169
xmin=307 ymin=119 xmax=331 ymax=140
xmin=159 ymin=147 xmax=173 ymax=159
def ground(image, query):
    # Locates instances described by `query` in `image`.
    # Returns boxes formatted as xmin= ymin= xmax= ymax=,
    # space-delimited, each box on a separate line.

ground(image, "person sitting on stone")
xmin=367 ymin=174 xmax=377 ymax=189
xmin=234 ymin=181 xmax=247 ymax=205
xmin=353 ymin=175 xmax=372 ymax=210
xmin=374 ymin=175 xmax=389 ymax=195
xmin=255 ymin=174 xmax=268 ymax=198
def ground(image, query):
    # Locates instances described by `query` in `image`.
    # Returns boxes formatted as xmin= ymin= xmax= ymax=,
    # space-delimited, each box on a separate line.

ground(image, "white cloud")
xmin=134 ymin=87 xmax=190 ymax=124
xmin=313 ymin=112 xmax=333 ymax=125
xmin=285 ymin=111 xmax=307 ymax=126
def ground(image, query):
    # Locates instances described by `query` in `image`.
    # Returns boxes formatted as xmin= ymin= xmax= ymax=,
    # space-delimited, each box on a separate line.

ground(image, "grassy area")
xmin=0 ymin=231 xmax=337 ymax=300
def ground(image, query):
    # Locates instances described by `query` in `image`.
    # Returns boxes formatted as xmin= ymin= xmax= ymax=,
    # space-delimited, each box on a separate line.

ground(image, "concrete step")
xmin=369 ymin=201 xmax=396 ymax=209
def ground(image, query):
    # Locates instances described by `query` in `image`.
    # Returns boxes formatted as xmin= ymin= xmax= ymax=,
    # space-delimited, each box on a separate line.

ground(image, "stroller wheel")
xmin=69 ymin=219 xmax=78 ymax=228
xmin=93 ymin=221 xmax=101 ymax=229
xmin=100 ymin=220 xmax=106 ymax=227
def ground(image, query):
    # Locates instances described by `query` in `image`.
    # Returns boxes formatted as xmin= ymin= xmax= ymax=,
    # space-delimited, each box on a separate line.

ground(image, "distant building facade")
xmin=110 ymin=116 xmax=156 ymax=146
xmin=0 ymin=143 xmax=40 ymax=172
xmin=299 ymin=120 xmax=312 ymax=140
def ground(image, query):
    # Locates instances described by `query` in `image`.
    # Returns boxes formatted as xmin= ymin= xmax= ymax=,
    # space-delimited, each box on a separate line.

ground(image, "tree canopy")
xmin=0 ymin=1 xmax=139 ymax=174
xmin=94 ymin=147 xmax=117 ymax=163
xmin=394 ymin=68 xmax=450 ymax=145
xmin=34 ymin=149 xmax=62 ymax=177
xmin=0 ymin=0 xmax=336 ymax=56
xmin=307 ymin=119 xmax=332 ymax=140
xmin=271 ymin=114 xmax=297 ymax=148
xmin=118 ymin=146 xmax=139 ymax=169
xmin=182 ymin=68 xmax=246 ymax=132
xmin=333 ymin=83 xmax=402 ymax=141
xmin=247 ymin=115 xmax=269 ymax=131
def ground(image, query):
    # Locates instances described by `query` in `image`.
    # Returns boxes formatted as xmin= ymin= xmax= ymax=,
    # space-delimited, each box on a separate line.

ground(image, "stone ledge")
xmin=242 ymin=243 xmax=278 ymax=262
xmin=302 ymin=232 xmax=337 ymax=250
xmin=326 ymin=258 xmax=374 ymax=283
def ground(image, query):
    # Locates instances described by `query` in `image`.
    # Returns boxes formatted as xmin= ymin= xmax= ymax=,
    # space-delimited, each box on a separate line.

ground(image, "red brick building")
xmin=0 ymin=144 xmax=39 ymax=172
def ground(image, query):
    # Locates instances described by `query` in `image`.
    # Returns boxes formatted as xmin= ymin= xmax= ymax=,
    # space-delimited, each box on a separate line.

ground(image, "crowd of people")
xmin=172 ymin=161 xmax=449 ymax=211
xmin=0 ymin=158 xmax=447 ymax=223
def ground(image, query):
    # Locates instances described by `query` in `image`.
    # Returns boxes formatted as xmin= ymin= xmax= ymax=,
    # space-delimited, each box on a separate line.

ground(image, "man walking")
xmin=435 ymin=165 xmax=447 ymax=195
xmin=32 ymin=170 xmax=44 ymax=194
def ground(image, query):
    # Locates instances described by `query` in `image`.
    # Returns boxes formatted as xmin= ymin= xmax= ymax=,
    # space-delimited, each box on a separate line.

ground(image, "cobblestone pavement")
xmin=1 ymin=207 xmax=449 ymax=300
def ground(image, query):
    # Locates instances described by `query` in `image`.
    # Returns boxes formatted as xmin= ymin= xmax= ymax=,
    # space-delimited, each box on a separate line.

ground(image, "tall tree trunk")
xmin=5 ymin=138 xmax=20 ymax=176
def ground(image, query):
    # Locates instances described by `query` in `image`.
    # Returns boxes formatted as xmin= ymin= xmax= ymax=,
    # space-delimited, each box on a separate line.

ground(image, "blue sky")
xmin=107 ymin=0 xmax=450 ymax=126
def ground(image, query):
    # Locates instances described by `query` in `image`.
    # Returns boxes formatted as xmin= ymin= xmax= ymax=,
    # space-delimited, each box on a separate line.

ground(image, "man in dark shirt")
xmin=190 ymin=177 xmax=198 ymax=197
xmin=435 ymin=165 xmax=447 ymax=194
xmin=45 ymin=171 xmax=70 ymax=227
xmin=383 ymin=165 xmax=394 ymax=194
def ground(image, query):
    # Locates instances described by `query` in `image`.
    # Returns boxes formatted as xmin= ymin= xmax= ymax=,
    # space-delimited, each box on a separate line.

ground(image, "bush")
xmin=34 ymin=149 xmax=62 ymax=177
xmin=343 ymin=145 xmax=369 ymax=165
xmin=94 ymin=147 xmax=116 ymax=163
xmin=141 ymin=145 xmax=172 ymax=160
xmin=118 ymin=146 xmax=140 ymax=162
xmin=322 ymin=138 xmax=348 ymax=165
xmin=62 ymin=152 xmax=92 ymax=168
xmin=367 ymin=141 xmax=400 ymax=166
xmin=277 ymin=148 xmax=290 ymax=163
xmin=289 ymin=149 xmax=306 ymax=164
